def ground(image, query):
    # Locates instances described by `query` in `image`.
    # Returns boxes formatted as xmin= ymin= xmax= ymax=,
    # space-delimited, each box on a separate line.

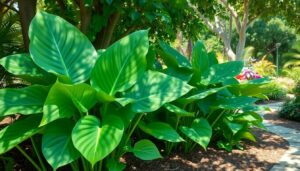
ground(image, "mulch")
xmin=1 ymin=101 xmax=298 ymax=171
xmin=124 ymin=129 xmax=288 ymax=171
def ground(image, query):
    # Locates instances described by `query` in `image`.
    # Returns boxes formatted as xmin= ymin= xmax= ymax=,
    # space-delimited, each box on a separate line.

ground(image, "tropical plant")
xmin=282 ymin=41 xmax=300 ymax=69
xmin=0 ymin=11 xmax=193 ymax=170
xmin=0 ymin=11 xmax=23 ymax=57
xmin=154 ymin=40 xmax=268 ymax=152
xmin=252 ymin=56 xmax=276 ymax=77
xmin=0 ymin=11 xmax=269 ymax=170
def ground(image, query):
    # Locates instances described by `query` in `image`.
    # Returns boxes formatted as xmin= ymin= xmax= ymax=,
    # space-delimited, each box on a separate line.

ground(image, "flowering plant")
xmin=236 ymin=67 xmax=261 ymax=80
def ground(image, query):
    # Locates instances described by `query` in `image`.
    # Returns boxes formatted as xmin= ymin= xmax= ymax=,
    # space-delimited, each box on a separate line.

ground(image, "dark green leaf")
xmin=42 ymin=119 xmax=80 ymax=170
xmin=139 ymin=122 xmax=184 ymax=142
xmin=29 ymin=11 xmax=97 ymax=83
xmin=180 ymin=118 xmax=212 ymax=149
xmin=0 ymin=85 xmax=49 ymax=116
xmin=133 ymin=139 xmax=162 ymax=160
xmin=117 ymin=70 xmax=193 ymax=112
xmin=0 ymin=115 xmax=41 ymax=154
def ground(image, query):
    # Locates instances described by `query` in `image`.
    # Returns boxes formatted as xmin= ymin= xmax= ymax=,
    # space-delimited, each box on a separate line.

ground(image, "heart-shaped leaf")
xmin=72 ymin=115 xmax=124 ymax=166
xmin=139 ymin=122 xmax=184 ymax=142
xmin=29 ymin=11 xmax=97 ymax=83
xmin=117 ymin=70 xmax=193 ymax=112
xmin=42 ymin=119 xmax=80 ymax=170
xmin=180 ymin=118 xmax=212 ymax=149
xmin=133 ymin=139 xmax=162 ymax=160
xmin=0 ymin=85 xmax=49 ymax=116
xmin=0 ymin=115 xmax=41 ymax=154
xmin=91 ymin=30 xmax=148 ymax=96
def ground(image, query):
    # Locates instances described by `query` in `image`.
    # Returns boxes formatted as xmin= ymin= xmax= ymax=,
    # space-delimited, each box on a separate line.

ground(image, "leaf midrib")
xmin=45 ymin=17 xmax=70 ymax=78
xmin=109 ymin=34 xmax=145 ymax=95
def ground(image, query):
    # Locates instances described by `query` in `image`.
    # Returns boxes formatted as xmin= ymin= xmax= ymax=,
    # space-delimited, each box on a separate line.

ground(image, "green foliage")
xmin=0 ymin=11 xmax=23 ymax=57
xmin=0 ymin=12 xmax=268 ymax=170
xmin=279 ymin=100 xmax=300 ymax=122
xmin=262 ymin=80 xmax=288 ymax=100
xmin=243 ymin=18 xmax=297 ymax=62
xmin=283 ymin=41 xmax=300 ymax=69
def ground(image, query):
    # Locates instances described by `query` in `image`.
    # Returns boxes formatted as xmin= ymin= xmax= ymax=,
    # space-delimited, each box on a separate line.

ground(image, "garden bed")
xmin=123 ymin=129 xmax=288 ymax=171
xmin=0 ymin=116 xmax=289 ymax=171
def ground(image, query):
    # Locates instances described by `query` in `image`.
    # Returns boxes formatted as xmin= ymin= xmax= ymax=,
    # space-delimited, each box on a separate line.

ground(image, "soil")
xmin=124 ymin=129 xmax=288 ymax=171
xmin=1 ymin=101 xmax=297 ymax=171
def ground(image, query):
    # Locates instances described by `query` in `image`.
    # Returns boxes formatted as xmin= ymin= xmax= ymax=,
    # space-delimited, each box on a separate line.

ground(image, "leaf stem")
xmin=70 ymin=161 xmax=80 ymax=171
xmin=124 ymin=113 xmax=144 ymax=146
xmin=31 ymin=137 xmax=47 ymax=171
xmin=211 ymin=110 xmax=226 ymax=127
xmin=16 ymin=145 xmax=42 ymax=171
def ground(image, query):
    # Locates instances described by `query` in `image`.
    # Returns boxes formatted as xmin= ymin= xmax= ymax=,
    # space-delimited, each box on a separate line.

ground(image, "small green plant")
xmin=262 ymin=80 xmax=288 ymax=100
xmin=279 ymin=100 xmax=300 ymax=122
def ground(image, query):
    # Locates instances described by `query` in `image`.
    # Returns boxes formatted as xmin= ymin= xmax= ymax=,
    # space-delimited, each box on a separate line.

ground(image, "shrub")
xmin=279 ymin=100 xmax=300 ymax=122
xmin=253 ymin=57 xmax=276 ymax=77
xmin=262 ymin=81 xmax=288 ymax=100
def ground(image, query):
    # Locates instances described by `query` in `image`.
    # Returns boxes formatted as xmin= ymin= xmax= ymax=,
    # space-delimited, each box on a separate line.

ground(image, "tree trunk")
xmin=79 ymin=0 xmax=92 ymax=34
xmin=18 ymin=0 xmax=37 ymax=52
xmin=93 ymin=12 xmax=120 ymax=49
xmin=223 ymin=36 xmax=236 ymax=61
xmin=235 ymin=0 xmax=249 ymax=61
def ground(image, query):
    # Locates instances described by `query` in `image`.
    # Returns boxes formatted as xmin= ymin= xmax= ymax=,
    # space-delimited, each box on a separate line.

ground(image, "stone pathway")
xmin=259 ymin=102 xmax=300 ymax=171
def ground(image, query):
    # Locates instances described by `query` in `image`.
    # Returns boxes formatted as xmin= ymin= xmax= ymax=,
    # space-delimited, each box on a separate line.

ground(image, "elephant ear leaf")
xmin=29 ymin=11 xmax=97 ymax=84
xmin=91 ymin=30 xmax=148 ymax=96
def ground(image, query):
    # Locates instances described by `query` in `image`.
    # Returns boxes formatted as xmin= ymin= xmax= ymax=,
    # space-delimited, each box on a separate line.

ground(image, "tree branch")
xmin=187 ymin=0 xmax=218 ymax=35
xmin=94 ymin=12 xmax=120 ymax=49
xmin=0 ymin=1 xmax=19 ymax=14
xmin=79 ymin=0 xmax=92 ymax=34
xmin=219 ymin=0 xmax=241 ymax=32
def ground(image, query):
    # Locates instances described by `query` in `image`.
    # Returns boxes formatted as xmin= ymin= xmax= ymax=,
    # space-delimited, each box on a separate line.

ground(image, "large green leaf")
xmin=0 ymin=85 xmax=49 ymax=116
xmin=42 ymin=119 xmax=80 ymax=170
xmin=180 ymin=118 xmax=212 ymax=149
xmin=0 ymin=115 xmax=41 ymax=154
xmin=201 ymin=61 xmax=243 ymax=85
xmin=41 ymin=82 xmax=97 ymax=126
xmin=41 ymin=83 xmax=75 ymax=126
xmin=158 ymin=40 xmax=191 ymax=69
xmin=185 ymin=87 xmax=226 ymax=101
xmin=133 ymin=139 xmax=162 ymax=160
xmin=163 ymin=67 xmax=193 ymax=82
xmin=29 ymin=11 xmax=97 ymax=83
xmin=191 ymin=41 xmax=209 ymax=75
xmin=117 ymin=70 xmax=193 ymax=112
xmin=0 ymin=54 xmax=55 ymax=84
xmin=139 ymin=122 xmax=184 ymax=142
xmin=208 ymin=51 xmax=218 ymax=67
xmin=212 ymin=96 xmax=257 ymax=110
xmin=72 ymin=115 xmax=124 ymax=166
xmin=91 ymin=30 xmax=148 ymax=96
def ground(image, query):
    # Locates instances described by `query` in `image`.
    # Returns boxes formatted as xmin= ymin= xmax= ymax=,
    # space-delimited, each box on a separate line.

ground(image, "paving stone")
xmin=271 ymin=165 xmax=300 ymax=171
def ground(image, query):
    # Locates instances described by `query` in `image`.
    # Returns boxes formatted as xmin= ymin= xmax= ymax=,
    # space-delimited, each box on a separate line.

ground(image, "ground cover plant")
xmin=0 ymin=12 xmax=269 ymax=171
